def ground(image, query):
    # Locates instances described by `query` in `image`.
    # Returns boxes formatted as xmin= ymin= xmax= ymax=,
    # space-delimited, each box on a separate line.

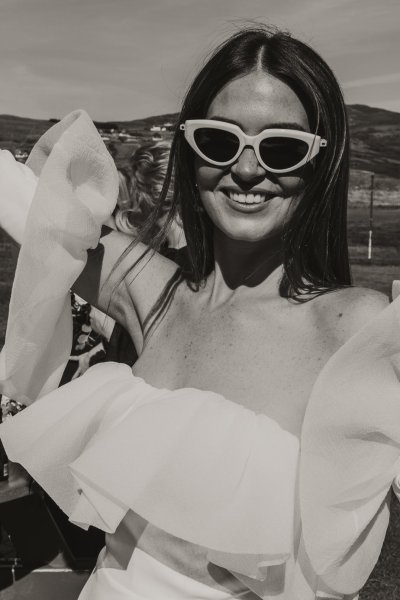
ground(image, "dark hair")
xmin=115 ymin=25 xmax=351 ymax=336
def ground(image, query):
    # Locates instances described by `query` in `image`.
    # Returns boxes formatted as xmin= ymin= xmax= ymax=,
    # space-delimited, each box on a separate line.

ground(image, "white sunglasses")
xmin=180 ymin=119 xmax=327 ymax=174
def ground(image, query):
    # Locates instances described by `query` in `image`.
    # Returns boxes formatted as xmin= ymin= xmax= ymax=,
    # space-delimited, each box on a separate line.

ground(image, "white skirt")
xmin=79 ymin=547 xmax=255 ymax=600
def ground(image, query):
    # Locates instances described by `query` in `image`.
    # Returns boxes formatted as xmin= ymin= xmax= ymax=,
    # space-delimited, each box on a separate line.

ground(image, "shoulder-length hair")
xmin=115 ymin=25 xmax=351 ymax=335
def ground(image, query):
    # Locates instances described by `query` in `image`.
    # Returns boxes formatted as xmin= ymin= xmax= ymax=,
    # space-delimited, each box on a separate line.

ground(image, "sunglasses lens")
xmin=193 ymin=128 xmax=240 ymax=163
xmin=259 ymin=137 xmax=310 ymax=170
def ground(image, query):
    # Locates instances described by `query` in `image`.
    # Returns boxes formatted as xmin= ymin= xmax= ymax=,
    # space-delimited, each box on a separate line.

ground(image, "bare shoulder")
xmin=313 ymin=286 xmax=389 ymax=345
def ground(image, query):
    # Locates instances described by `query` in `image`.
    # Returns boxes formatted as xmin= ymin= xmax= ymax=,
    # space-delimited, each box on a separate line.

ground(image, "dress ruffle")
xmin=0 ymin=362 xmax=299 ymax=549
xmin=0 ymin=362 xmax=299 ymax=581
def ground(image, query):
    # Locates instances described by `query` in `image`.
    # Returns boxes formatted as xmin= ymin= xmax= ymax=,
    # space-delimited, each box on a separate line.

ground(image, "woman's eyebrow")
xmin=267 ymin=122 xmax=307 ymax=132
xmin=208 ymin=116 xmax=307 ymax=132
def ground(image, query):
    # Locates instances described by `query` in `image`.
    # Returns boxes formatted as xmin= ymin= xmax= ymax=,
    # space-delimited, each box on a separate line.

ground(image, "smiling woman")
xmin=0 ymin=24 xmax=397 ymax=600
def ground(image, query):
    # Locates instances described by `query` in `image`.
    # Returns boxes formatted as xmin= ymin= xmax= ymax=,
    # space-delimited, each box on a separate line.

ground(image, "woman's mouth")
xmin=221 ymin=189 xmax=280 ymax=209
xmin=228 ymin=191 xmax=268 ymax=205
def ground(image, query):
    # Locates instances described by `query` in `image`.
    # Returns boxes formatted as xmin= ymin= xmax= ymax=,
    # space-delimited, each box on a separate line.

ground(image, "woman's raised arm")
xmin=0 ymin=110 xmax=176 ymax=404
xmin=72 ymin=227 xmax=178 ymax=354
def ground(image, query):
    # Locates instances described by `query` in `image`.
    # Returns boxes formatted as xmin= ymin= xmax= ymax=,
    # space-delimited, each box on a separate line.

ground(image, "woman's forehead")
xmin=206 ymin=71 xmax=310 ymax=133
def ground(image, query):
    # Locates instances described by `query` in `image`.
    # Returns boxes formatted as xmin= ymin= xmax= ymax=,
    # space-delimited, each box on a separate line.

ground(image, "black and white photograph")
xmin=0 ymin=1 xmax=400 ymax=598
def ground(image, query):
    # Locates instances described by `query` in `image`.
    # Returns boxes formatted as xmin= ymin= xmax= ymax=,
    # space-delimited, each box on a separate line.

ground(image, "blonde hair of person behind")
xmin=114 ymin=142 xmax=174 ymax=241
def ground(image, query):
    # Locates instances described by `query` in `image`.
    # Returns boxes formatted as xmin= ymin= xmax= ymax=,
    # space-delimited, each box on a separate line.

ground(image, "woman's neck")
xmin=212 ymin=228 xmax=284 ymax=291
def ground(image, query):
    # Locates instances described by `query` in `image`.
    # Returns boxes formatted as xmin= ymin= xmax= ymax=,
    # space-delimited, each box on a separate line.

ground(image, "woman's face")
xmin=195 ymin=71 xmax=311 ymax=243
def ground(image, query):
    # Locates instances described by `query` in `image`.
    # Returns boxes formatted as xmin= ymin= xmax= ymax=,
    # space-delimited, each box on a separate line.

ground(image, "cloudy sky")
xmin=0 ymin=0 xmax=399 ymax=120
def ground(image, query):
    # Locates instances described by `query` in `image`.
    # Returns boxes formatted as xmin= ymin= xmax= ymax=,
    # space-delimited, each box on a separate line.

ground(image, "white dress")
xmin=1 ymin=110 xmax=400 ymax=600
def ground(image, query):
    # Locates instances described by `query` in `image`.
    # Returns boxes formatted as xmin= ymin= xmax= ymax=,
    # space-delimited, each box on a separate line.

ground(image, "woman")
xmin=1 ymin=26 xmax=399 ymax=600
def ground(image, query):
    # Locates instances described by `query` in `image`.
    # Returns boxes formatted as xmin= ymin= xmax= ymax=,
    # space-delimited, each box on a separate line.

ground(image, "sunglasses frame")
xmin=180 ymin=119 xmax=327 ymax=174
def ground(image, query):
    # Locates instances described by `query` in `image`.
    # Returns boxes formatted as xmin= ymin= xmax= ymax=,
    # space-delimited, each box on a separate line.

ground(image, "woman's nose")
xmin=230 ymin=146 xmax=266 ymax=182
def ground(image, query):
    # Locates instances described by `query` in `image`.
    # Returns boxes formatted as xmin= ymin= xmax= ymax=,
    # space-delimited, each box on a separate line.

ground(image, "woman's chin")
xmin=214 ymin=222 xmax=284 ymax=245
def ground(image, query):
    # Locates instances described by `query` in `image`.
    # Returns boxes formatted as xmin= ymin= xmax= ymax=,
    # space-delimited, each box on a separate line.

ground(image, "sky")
xmin=0 ymin=0 xmax=399 ymax=121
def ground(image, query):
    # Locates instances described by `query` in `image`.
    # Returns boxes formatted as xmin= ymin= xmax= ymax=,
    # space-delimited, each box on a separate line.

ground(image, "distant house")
xmin=14 ymin=149 xmax=29 ymax=162
xmin=102 ymin=123 xmax=120 ymax=133
xmin=118 ymin=132 xmax=136 ymax=143
xmin=150 ymin=125 xmax=161 ymax=132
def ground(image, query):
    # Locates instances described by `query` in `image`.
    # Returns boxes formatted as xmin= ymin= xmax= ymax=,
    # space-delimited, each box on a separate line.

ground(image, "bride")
xmin=1 ymin=25 xmax=398 ymax=600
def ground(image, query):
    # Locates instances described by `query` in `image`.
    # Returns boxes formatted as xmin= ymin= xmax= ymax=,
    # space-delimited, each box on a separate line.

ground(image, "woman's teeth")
xmin=228 ymin=191 xmax=269 ymax=205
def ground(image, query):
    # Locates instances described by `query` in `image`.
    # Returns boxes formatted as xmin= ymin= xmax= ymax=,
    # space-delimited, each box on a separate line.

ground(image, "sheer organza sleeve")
xmin=300 ymin=282 xmax=400 ymax=597
xmin=0 ymin=149 xmax=37 ymax=245
xmin=0 ymin=110 xmax=119 ymax=404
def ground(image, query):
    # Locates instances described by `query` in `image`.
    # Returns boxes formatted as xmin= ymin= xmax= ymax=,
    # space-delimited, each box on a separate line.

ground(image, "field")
xmin=1 ymin=204 xmax=400 ymax=598
xmin=349 ymin=171 xmax=400 ymax=208
xmin=348 ymin=205 xmax=400 ymax=297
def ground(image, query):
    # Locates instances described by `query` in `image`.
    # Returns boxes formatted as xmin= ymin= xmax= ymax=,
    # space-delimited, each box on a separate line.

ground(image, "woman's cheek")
xmin=195 ymin=164 xmax=225 ymax=192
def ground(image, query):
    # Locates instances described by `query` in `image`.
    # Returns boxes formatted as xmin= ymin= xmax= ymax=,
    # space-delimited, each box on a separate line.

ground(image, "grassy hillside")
xmin=349 ymin=104 xmax=400 ymax=178
xmin=0 ymin=114 xmax=53 ymax=148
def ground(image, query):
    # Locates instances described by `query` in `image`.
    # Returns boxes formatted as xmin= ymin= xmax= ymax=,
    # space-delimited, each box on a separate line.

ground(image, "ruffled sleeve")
xmin=0 ymin=361 xmax=299 ymax=585
xmin=300 ymin=284 xmax=400 ymax=596
xmin=0 ymin=110 xmax=119 ymax=404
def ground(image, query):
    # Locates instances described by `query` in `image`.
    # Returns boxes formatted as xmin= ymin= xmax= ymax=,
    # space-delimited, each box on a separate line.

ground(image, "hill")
xmin=1 ymin=104 xmax=399 ymax=180
xmin=348 ymin=104 xmax=400 ymax=178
